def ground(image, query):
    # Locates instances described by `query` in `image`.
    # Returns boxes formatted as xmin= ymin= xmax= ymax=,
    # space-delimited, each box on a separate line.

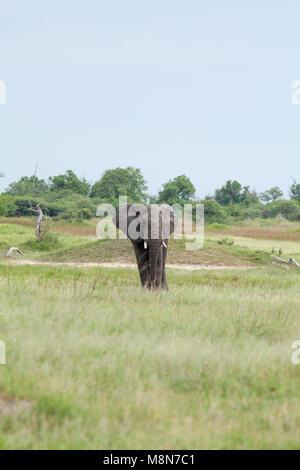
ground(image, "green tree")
xmin=157 ymin=175 xmax=196 ymax=206
xmin=215 ymin=180 xmax=258 ymax=206
xmin=0 ymin=194 xmax=16 ymax=216
xmin=262 ymin=200 xmax=300 ymax=221
xmin=49 ymin=170 xmax=90 ymax=196
xmin=290 ymin=180 xmax=300 ymax=201
xmin=240 ymin=186 xmax=259 ymax=206
xmin=5 ymin=175 xmax=49 ymax=196
xmin=260 ymin=186 xmax=284 ymax=203
xmin=0 ymin=195 xmax=8 ymax=217
xmin=215 ymin=180 xmax=243 ymax=205
xmin=202 ymin=199 xmax=226 ymax=224
xmin=90 ymin=167 xmax=148 ymax=202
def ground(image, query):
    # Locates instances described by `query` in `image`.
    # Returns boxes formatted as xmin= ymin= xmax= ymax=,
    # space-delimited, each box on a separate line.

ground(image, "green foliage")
xmin=290 ymin=180 xmax=300 ymax=201
xmin=157 ymin=175 xmax=196 ymax=205
xmin=215 ymin=180 xmax=258 ymax=206
xmin=77 ymin=208 xmax=93 ymax=219
xmin=221 ymin=237 xmax=234 ymax=246
xmin=5 ymin=193 xmax=97 ymax=220
xmin=0 ymin=169 xmax=299 ymax=225
xmin=90 ymin=167 xmax=147 ymax=203
xmin=49 ymin=170 xmax=90 ymax=196
xmin=0 ymin=197 xmax=8 ymax=217
xmin=50 ymin=192 xmax=96 ymax=219
xmin=262 ymin=200 xmax=300 ymax=221
xmin=239 ymin=204 xmax=264 ymax=220
xmin=5 ymin=175 xmax=49 ymax=196
xmin=202 ymin=199 xmax=227 ymax=224
xmin=214 ymin=180 xmax=243 ymax=205
xmin=13 ymin=197 xmax=39 ymax=216
xmin=226 ymin=204 xmax=243 ymax=218
xmin=241 ymin=186 xmax=260 ymax=206
xmin=1 ymin=195 xmax=17 ymax=216
xmin=260 ymin=186 xmax=284 ymax=203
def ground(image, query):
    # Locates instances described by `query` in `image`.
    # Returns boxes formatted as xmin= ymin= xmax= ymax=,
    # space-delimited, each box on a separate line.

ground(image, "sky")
xmin=0 ymin=0 xmax=300 ymax=198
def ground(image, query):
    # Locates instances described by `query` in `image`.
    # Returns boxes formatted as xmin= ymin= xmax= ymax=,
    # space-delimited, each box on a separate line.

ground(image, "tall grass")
xmin=0 ymin=265 xmax=300 ymax=449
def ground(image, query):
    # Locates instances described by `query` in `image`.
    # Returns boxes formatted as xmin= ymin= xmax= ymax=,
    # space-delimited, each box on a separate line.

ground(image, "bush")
xmin=0 ymin=199 xmax=7 ymax=217
xmin=226 ymin=204 xmax=242 ymax=218
xmin=262 ymin=200 xmax=300 ymax=221
xmin=77 ymin=208 xmax=93 ymax=219
xmin=202 ymin=199 xmax=227 ymax=225
xmin=240 ymin=204 xmax=264 ymax=220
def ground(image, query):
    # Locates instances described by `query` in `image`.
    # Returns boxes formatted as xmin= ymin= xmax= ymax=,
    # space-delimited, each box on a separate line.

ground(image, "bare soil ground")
xmin=7 ymin=259 xmax=253 ymax=271
xmin=42 ymin=239 xmax=260 ymax=267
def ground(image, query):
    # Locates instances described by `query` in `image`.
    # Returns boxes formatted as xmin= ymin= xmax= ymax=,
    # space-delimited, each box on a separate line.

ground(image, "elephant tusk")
xmin=162 ymin=241 xmax=167 ymax=248
xmin=144 ymin=241 xmax=147 ymax=250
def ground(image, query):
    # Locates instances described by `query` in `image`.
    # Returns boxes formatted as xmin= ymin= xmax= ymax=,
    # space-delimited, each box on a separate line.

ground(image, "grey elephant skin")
xmin=113 ymin=204 xmax=176 ymax=290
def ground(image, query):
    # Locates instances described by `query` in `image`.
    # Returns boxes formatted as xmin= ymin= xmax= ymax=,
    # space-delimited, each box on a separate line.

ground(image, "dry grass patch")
xmin=0 ymin=393 xmax=31 ymax=417
xmin=207 ymin=225 xmax=300 ymax=242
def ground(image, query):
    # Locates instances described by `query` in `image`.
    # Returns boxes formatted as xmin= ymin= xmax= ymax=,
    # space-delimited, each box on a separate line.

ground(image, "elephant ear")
xmin=160 ymin=205 xmax=177 ymax=239
xmin=113 ymin=203 xmax=149 ymax=239
xmin=113 ymin=204 xmax=130 ymax=236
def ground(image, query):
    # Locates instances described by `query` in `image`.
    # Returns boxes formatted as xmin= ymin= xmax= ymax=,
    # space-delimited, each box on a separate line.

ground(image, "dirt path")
xmin=6 ymin=259 xmax=254 ymax=271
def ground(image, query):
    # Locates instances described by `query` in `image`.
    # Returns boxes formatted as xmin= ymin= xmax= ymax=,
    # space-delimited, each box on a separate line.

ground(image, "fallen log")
xmin=6 ymin=247 xmax=24 ymax=257
xmin=270 ymin=254 xmax=289 ymax=264
xmin=270 ymin=254 xmax=300 ymax=268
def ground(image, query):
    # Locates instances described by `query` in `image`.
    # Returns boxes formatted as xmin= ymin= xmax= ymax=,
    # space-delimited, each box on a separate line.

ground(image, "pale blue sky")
xmin=0 ymin=1 xmax=299 ymax=198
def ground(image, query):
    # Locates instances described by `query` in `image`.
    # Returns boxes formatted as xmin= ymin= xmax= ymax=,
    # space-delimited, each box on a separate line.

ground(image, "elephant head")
xmin=113 ymin=204 xmax=176 ymax=290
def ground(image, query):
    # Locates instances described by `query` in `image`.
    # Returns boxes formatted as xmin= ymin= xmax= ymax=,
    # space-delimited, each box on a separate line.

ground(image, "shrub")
xmin=0 ymin=198 xmax=8 ymax=217
xmin=262 ymin=200 xmax=300 ymax=221
xmin=202 ymin=199 xmax=227 ymax=225
xmin=240 ymin=204 xmax=264 ymax=220
xmin=226 ymin=204 xmax=242 ymax=218
xmin=77 ymin=208 xmax=93 ymax=219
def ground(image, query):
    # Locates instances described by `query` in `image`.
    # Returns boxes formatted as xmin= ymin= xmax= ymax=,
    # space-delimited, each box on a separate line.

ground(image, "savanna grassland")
xmin=0 ymin=218 xmax=300 ymax=449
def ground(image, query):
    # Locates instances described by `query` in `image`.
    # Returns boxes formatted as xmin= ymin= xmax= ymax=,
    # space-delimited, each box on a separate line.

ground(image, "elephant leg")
xmin=161 ymin=241 xmax=168 ymax=290
xmin=154 ymin=245 xmax=163 ymax=289
xmin=131 ymin=241 xmax=149 ymax=287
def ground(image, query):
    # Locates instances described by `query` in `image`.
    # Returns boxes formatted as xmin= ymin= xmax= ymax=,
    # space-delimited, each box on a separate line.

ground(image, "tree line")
xmin=0 ymin=168 xmax=300 ymax=224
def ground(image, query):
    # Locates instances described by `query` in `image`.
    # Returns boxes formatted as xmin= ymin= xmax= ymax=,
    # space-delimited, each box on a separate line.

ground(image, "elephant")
xmin=113 ymin=204 xmax=176 ymax=290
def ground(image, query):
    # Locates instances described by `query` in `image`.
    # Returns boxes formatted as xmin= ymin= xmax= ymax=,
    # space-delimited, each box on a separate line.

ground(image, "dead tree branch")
xmin=289 ymin=257 xmax=300 ymax=267
xmin=270 ymin=254 xmax=300 ymax=268
xmin=6 ymin=247 xmax=24 ymax=257
xmin=28 ymin=201 xmax=48 ymax=242
xmin=270 ymin=254 xmax=289 ymax=264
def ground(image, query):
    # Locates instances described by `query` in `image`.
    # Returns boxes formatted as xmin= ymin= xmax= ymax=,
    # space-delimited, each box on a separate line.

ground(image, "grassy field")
xmin=0 ymin=218 xmax=300 ymax=449
xmin=0 ymin=220 xmax=269 ymax=266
